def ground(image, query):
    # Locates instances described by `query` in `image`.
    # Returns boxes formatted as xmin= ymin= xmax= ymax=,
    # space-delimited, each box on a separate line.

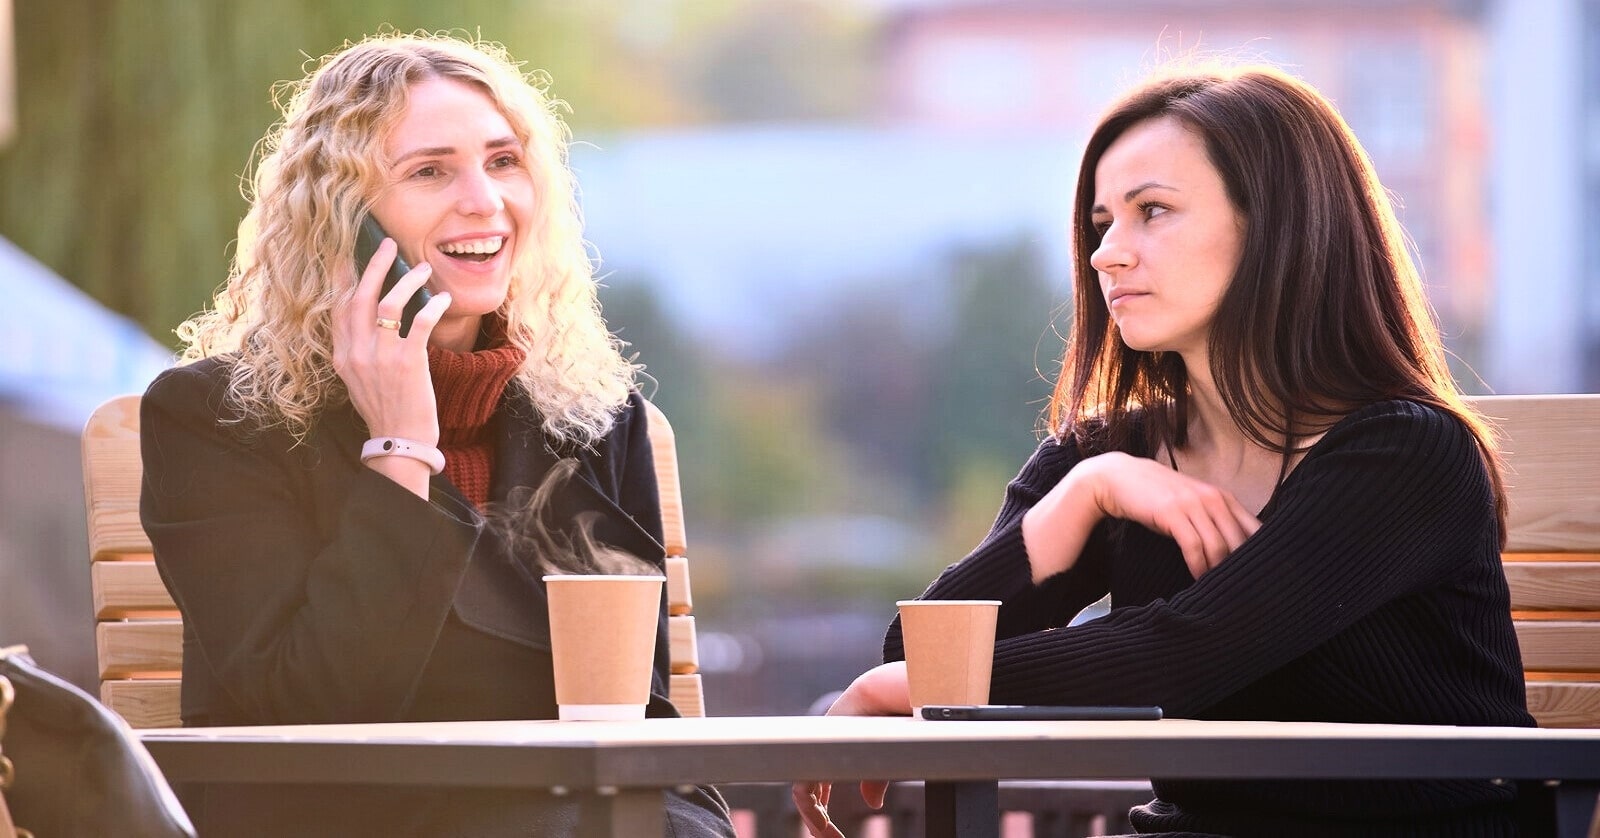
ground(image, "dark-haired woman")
xmin=795 ymin=63 xmax=1532 ymax=838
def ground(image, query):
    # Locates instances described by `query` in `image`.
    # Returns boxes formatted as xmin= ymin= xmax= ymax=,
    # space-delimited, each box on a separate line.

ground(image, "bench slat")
xmin=1513 ymin=621 xmax=1600 ymax=672
xmin=92 ymin=559 xmax=178 ymax=618
xmin=102 ymin=679 xmax=182 ymax=728
xmin=669 ymin=615 xmax=699 ymax=675
xmin=1526 ymin=682 xmax=1600 ymax=728
xmin=81 ymin=396 xmax=148 ymax=561
xmin=666 ymin=555 xmax=693 ymax=616
xmin=1503 ymin=561 xmax=1600 ymax=612
xmin=95 ymin=620 xmax=182 ymax=679
xmin=1472 ymin=395 xmax=1600 ymax=554
xmin=671 ymin=673 xmax=705 ymax=718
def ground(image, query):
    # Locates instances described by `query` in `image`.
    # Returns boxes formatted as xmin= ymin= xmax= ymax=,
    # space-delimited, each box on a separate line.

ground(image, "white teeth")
xmin=438 ymin=236 xmax=504 ymax=255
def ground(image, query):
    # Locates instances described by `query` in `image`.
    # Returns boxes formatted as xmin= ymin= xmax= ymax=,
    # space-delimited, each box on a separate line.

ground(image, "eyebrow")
xmin=391 ymin=136 xmax=522 ymax=168
xmin=1091 ymin=181 xmax=1179 ymax=214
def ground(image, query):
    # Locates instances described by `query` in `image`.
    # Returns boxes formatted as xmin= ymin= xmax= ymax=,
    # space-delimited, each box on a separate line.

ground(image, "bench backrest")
xmin=1469 ymin=395 xmax=1600 ymax=727
xmin=82 ymin=394 xmax=705 ymax=728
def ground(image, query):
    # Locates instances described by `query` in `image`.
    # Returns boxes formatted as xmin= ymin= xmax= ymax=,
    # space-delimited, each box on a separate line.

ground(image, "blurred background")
xmin=2 ymin=0 xmax=1596 ymax=715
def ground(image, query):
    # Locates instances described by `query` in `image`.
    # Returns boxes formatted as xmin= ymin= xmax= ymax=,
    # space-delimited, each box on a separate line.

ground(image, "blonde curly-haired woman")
xmin=140 ymin=32 xmax=733 ymax=837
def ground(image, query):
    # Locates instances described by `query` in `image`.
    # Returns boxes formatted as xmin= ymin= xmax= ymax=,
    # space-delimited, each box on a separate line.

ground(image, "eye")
xmin=1091 ymin=216 xmax=1112 ymax=237
xmin=1139 ymin=201 xmax=1169 ymax=220
xmin=410 ymin=164 xmax=441 ymax=180
xmin=489 ymin=152 xmax=521 ymax=170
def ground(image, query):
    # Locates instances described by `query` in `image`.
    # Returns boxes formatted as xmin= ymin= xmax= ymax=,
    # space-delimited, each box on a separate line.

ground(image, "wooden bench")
xmin=81 ymin=394 xmax=707 ymax=728
xmin=1472 ymin=394 xmax=1600 ymax=728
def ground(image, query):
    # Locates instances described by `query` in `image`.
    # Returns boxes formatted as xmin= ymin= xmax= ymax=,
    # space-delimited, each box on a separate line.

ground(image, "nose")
xmin=455 ymin=168 xmax=504 ymax=217
xmin=1089 ymin=222 xmax=1135 ymax=275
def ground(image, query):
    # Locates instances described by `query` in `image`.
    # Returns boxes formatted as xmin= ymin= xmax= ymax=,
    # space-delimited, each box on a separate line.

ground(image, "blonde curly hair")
xmin=178 ymin=32 xmax=635 ymax=447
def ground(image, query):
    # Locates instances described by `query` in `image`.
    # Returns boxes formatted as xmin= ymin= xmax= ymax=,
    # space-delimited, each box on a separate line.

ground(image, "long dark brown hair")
xmin=1048 ymin=65 xmax=1506 ymax=537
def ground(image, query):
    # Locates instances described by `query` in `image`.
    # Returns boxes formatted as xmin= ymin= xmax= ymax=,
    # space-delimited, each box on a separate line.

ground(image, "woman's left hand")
xmin=791 ymin=662 xmax=909 ymax=837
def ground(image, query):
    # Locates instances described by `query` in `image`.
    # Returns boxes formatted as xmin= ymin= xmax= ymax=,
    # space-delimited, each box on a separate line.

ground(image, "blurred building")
xmin=1485 ymin=0 xmax=1600 ymax=392
xmin=876 ymin=0 xmax=1496 ymax=383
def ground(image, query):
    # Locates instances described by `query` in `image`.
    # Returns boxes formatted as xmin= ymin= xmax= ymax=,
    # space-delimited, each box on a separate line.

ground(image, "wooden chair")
xmin=82 ymin=394 xmax=706 ymax=728
xmin=1470 ymin=394 xmax=1600 ymax=728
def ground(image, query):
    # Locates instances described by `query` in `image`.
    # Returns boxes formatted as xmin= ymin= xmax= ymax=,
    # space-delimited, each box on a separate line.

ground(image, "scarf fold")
xmin=427 ymin=317 xmax=526 ymax=507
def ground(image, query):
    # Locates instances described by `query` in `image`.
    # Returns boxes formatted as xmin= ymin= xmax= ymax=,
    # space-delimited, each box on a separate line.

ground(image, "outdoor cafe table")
xmin=138 ymin=715 xmax=1600 ymax=838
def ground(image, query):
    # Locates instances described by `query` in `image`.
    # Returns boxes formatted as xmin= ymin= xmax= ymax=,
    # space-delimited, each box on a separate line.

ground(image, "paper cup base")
xmin=559 ymin=703 xmax=647 ymax=721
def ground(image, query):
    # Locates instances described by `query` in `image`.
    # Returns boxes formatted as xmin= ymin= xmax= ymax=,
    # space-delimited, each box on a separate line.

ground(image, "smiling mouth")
xmin=438 ymin=236 xmax=505 ymax=264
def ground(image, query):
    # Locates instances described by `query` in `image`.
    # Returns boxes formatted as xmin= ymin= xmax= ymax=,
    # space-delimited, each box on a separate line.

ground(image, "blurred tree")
xmin=924 ymin=237 xmax=1063 ymax=491
xmin=0 ymin=1 xmax=696 ymax=346
xmin=685 ymin=0 xmax=871 ymax=123
xmin=601 ymin=277 xmax=855 ymax=529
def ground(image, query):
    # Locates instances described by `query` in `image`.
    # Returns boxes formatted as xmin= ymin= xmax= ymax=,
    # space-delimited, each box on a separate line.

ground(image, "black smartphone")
xmin=354 ymin=215 xmax=433 ymax=338
xmin=920 ymin=705 xmax=1163 ymax=721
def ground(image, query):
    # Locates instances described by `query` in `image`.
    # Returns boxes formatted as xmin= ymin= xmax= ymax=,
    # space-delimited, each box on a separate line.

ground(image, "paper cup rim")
xmin=896 ymin=599 xmax=1001 ymax=607
xmin=542 ymin=574 xmax=666 ymax=582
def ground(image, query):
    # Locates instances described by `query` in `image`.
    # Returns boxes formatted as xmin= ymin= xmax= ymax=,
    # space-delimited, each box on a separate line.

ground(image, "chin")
xmin=442 ymin=289 xmax=510 ymax=318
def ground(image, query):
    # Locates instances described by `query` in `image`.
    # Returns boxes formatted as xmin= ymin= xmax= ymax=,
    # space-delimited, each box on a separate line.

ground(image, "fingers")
xmin=386 ymin=289 xmax=452 ymax=346
xmin=792 ymin=782 xmax=844 ymax=838
xmin=862 ymin=779 xmax=889 ymax=810
xmin=375 ymin=261 xmax=433 ymax=319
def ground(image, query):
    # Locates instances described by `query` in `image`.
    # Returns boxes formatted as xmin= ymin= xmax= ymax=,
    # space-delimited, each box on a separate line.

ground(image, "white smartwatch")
xmin=360 ymin=437 xmax=445 ymax=475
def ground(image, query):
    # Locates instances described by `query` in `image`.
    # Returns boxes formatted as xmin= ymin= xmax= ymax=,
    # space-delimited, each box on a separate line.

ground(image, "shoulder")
xmin=575 ymin=389 xmax=652 ymax=463
xmin=1308 ymin=399 xmax=1488 ymax=488
xmin=601 ymin=390 xmax=650 ymax=447
xmin=143 ymin=356 xmax=236 ymax=422
xmin=1324 ymin=399 xmax=1476 ymax=453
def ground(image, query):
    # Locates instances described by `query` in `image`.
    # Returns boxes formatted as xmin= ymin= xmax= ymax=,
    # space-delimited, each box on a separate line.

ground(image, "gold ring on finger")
xmin=375 ymin=317 xmax=402 ymax=331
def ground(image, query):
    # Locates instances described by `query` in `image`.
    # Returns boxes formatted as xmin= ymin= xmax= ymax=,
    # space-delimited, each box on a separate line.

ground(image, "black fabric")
xmin=140 ymin=358 xmax=733 ymax=837
xmin=883 ymin=400 xmax=1534 ymax=836
xmin=0 ymin=647 xmax=195 ymax=838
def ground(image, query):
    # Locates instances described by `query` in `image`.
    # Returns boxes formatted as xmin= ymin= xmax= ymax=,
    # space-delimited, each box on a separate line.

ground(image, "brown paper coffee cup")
xmin=897 ymin=599 xmax=1000 ymax=715
xmin=545 ymin=575 xmax=664 ymax=721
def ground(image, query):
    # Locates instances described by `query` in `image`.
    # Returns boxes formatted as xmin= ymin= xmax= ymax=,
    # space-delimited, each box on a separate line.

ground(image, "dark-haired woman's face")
xmin=1088 ymin=116 xmax=1244 ymax=362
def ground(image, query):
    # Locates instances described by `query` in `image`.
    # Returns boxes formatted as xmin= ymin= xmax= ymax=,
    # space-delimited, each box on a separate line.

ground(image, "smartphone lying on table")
xmin=921 ymin=705 xmax=1163 ymax=721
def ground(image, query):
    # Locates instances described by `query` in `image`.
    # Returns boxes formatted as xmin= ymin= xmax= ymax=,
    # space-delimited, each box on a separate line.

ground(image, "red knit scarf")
xmin=427 ymin=319 xmax=526 ymax=507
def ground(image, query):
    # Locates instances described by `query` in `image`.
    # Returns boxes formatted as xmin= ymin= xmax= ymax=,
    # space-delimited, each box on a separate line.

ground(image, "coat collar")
xmin=448 ymin=387 xmax=664 ymax=652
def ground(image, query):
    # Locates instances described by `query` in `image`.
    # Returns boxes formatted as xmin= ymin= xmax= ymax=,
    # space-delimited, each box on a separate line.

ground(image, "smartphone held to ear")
xmin=355 ymin=215 xmax=433 ymax=338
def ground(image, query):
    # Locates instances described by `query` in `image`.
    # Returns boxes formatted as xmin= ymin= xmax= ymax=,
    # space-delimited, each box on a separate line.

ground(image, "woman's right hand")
xmin=331 ymin=237 xmax=452 ymax=495
xmin=1025 ymin=452 xmax=1260 ymax=582
xmin=791 ymin=662 xmax=909 ymax=837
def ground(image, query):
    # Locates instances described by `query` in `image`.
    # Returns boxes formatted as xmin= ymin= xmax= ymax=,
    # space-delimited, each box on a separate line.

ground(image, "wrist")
xmin=360 ymin=437 xmax=445 ymax=475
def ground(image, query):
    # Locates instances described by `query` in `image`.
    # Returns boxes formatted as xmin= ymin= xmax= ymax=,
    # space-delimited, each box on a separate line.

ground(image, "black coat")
xmin=140 ymin=356 xmax=732 ymax=837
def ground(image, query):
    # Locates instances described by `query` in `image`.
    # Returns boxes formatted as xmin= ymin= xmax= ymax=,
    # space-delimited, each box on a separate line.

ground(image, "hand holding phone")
xmin=355 ymin=215 xmax=433 ymax=338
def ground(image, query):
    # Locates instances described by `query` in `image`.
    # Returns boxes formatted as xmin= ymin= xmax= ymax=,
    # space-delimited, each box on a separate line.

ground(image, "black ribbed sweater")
xmin=884 ymin=400 xmax=1534 ymax=837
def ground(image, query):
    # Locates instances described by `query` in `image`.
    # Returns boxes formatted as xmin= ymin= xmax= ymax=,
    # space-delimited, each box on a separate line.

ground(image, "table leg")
xmin=1553 ymin=781 xmax=1599 ymax=838
xmin=923 ymin=780 xmax=998 ymax=838
xmin=577 ymin=787 xmax=663 ymax=838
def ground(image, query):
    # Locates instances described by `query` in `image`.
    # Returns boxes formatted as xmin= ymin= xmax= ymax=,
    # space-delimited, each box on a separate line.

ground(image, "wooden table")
xmin=139 ymin=715 xmax=1600 ymax=837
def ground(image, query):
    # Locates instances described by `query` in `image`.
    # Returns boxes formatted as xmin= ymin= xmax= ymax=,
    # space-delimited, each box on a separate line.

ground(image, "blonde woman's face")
xmin=371 ymin=78 xmax=535 ymax=346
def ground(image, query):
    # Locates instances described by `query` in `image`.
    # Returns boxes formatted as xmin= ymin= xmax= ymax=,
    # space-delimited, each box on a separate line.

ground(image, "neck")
xmin=1177 ymin=352 xmax=1256 ymax=466
xmin=1180 ymin=353 xmax=1230 ymax=431
xmin=430 ymin=314 xmax=484 ymax=353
